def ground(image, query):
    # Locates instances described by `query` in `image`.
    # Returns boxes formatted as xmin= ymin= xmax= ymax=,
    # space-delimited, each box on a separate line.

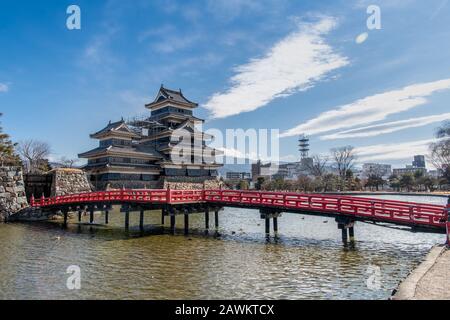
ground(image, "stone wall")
xmin=161 ymin=176 xmax=225 ymax=190
xmin=50 ymin=168 xmax=92 ymax=196
xmin=102 ymin=180 xmax=160 ymax=191
xmin=0 ymin=166 xmax=28 ymax=221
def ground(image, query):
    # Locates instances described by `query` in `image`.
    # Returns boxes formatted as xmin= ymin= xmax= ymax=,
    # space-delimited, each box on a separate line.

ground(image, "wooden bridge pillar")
xmin=161 ymin=209 xmax=166 ymax=225
xmin=124 ymin=206 xmax=130 ymax=230
xmin=139 ymin=208 xmax=144 ymax=230
xmin=205 ymin=208 xmax=210 ymax=230
xmin=170 ymin=214 xmax=176 ymax=234
xmin=348 ymin=226 xmax=355 ymax=242
xmin=89 ymin=207 xmax=94 ymax=224
xmin=265 ymin=217 xmax=270 ymax=235
xmin=341 ymin=228 xmax=348 ymax=244
xmin=62 ymin=209 xmax=68 ymax=228
xmin=214 ymin=210 xmax=219 ymax=230
xmin=273 ymin=217 xmax=278 ymax=235
xmin=105 ymin=209 xmax=109 ymax=225
xmin=260 ymin=209 xmax=282 ymax=236
xmin=78 ymin=210 xmax=82 ymax=223
xmin=184 ymin=212 xmax=189 ymax=235
xmin=336 ymin=216 xmax=355 ymax=245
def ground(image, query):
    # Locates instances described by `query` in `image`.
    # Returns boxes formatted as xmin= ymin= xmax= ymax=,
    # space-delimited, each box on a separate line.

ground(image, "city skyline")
xmin=1 ymin=0 xmax=450 ymax=168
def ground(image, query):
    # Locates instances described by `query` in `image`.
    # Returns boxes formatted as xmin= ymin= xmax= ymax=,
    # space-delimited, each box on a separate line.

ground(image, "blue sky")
xmin=1 ymin=0 xmax=449 ymax=168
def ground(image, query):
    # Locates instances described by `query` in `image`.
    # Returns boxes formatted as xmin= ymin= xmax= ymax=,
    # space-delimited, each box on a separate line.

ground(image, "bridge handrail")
xmin=30 ymin=189 xmax=447 ymax=229
xmin=203 ymin=189 xmax=446 ymax=228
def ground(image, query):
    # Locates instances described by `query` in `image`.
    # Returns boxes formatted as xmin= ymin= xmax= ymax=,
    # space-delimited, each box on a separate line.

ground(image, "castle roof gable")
xmin=146 ymin=85 xmax=198 ymax=108
xmin=90 ymin=120 xmax=139 ymax=139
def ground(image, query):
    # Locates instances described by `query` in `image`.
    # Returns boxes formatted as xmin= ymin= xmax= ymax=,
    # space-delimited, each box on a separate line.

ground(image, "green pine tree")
xmin=0 ymin=113 xmax=20 ymax=166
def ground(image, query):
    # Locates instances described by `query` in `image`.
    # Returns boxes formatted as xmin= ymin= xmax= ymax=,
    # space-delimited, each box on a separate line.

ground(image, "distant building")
xmin=393 ymin=167 xmax=427 ymax=176
xmin=226 ymin=171 xmax=251 ymax=180
xmin=251 ymin=134 xmax=315 ymax=181
xmin=427 ymin=170 xmax=440 ymax=178
xmin=272 ymin=164 xmax=289 ymax=180
xmin=251 ymin=161 xmax=281 ymax=181
xmin=285 ymin=162 xmax=301 ymax=180
xmin=392 ymin=154 xmax=427 ymax=177
xmin=362 ymin=163 xmax=392 ymax=179
xmin=412 ymin=155 xmax=426 ymax=168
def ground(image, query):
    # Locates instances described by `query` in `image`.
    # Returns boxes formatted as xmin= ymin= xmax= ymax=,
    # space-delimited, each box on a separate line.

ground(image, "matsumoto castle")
xmin=78 ymin=86 xmax=222 ymax=190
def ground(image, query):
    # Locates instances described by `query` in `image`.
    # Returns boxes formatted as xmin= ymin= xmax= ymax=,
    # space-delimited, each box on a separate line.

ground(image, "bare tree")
xmin=306 ymin=155 xmax=328 ymax=178
xmin=429 ymin=121 xmax=450 ymax=171
xmin=331 ymin=146 xmax=356 ymax=179
xmin=17 ymin=139 xmax=51 ymax=173
xmin=58 ymin=156 xmax=79 ymax=168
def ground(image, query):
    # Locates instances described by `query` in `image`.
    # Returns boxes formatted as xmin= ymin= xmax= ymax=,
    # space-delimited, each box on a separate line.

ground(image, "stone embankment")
xmin=392 ymin=245 xmax=450 ymax=300
xmin=2 ymin=167 xmax=92 ymax=222
xmin=50 ymin=168 xmax=92 ymax=196
xmin=161 ymin=176 xmax=225 ymax=190
xmin=0 ymin=167 xmax=28 ymax=222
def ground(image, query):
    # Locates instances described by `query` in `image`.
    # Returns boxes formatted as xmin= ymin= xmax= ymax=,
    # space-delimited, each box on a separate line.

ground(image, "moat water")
xmin=0 ymin=195 xmax=446 ymax=300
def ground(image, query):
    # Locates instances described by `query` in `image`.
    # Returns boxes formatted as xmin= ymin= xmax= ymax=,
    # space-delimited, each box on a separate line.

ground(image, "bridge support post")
xmin=161 ymin=209 xmax=165 ymax=225
xmin=273 ymin=217 xmax=278 ymax=236
xmin=63 ymin=210 xmax=68 ymax=228
xmin=170 ymin=214 xmax=176 ymax=234
xmin=348 ymin=226 xmax=355 ymax=243
xmin=139 ymin=208 xmax=144 ymax=230
xmin=260 ymin=209 xmax=282 ymax=237
xmin=214 ymin=210 xmax=219 ymax=230
xmin=341 ymin=228 xmax=348 ymax=244
xmin=125 ymin=208 xmax=130 ymax=230
xmin=265 ymin=217 xmax=270 ymax=235
xmin=205 ymin=208 xmax=210 ymax=230
xmin=89 ymin=207 xmax=94 ymax=224
xmin=184 ymin=213 xmax=189 ymax=235
xmin=78 ymin=210 xmax=82 ymax=223
xmin=105 ymin=210 xmax=109 ymax=225
xmin=336 ymin=217 xmax=355 ymax=246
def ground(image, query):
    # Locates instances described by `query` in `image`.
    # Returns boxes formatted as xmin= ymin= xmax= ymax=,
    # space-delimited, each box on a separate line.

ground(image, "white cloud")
xmin=204 ymin=17 xmax=349 ymax=119
xmin=354 ymin=139 xmax=435 ymax=162
xmin=281 ymin=78 xmax=450 ymax=138
xmin=321 ymin=112 xmax=450 ymax=140
xmin=217 ymin=146 xmax=278 ymax=163
xmin=0 ymin=83 xmax=9 ymax=93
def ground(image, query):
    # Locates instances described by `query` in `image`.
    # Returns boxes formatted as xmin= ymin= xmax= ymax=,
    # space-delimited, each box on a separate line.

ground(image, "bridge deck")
xmin=30 ymin=189 xmax=449 ymax=234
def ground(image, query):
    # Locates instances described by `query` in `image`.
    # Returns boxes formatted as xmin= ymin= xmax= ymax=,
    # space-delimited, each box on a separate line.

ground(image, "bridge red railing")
xmin=30 ymin=189 xmax=204 ymax=207
xmin=203 ymin=190 xmax=447 ymax=229
xmin=30 ymin=189 xmax=448 ymax=230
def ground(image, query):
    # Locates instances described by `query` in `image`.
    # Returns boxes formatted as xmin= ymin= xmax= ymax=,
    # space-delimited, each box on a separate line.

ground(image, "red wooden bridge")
xmin=30 ymin=189 xmax=450 ymax=245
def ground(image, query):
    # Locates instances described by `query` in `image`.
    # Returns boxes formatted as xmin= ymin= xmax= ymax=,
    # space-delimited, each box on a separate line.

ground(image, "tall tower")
xmin=298 ymin=134 xmax=310 ymax=160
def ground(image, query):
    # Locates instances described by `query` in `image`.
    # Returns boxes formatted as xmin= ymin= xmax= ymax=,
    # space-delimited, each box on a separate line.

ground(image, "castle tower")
xmin=79 ymin=86 xmax=222 ymax=190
